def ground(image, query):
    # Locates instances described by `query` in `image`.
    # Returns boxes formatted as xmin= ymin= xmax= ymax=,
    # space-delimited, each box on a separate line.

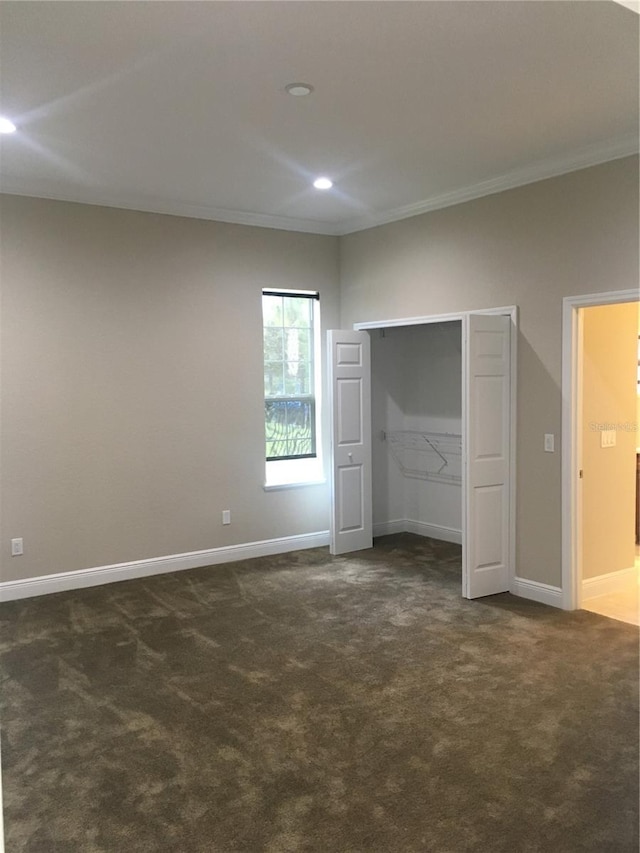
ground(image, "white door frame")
xmin=354 ymin=305 xmax=518 ymax=596
xmin=561 ymin=288 xmax=639 ymax=610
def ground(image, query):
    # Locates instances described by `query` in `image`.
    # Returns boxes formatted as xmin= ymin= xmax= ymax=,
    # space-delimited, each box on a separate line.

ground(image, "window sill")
xmin=264 ymin=457 xmax=325 ymax=490
xmin=263 ymin=479 xmax=326 ymax=492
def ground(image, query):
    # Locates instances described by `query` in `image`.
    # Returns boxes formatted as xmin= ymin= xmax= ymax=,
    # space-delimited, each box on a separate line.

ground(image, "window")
xmin=263 ymin=290 xmax=320 ymax=470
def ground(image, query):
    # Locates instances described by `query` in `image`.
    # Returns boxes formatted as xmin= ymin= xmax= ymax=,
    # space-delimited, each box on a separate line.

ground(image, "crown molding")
xmin=612 ymin=0 xmax=640 ymax=13
xmin=0 ymin=180 xmax=342 ymax=236
xmin=338 ymin=133 xmax=640 ymax=235
xmin=1 ymin=134 xmax=637 ymax=237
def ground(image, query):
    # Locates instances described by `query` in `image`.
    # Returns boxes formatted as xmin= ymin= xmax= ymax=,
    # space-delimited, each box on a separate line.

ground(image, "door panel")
xmin=337 ymin=378 xmax=364 ymax=444
xmin=328 ymin=330 xmax=372 ymax=555
xmin=464 ymin=313 xmax=512 ymax=598
xmin=336 ymin=342 xmax=364 ymax=366
xmin=473 ymin=376 xmax=505 ymax=456
xmin=474 ymin=484 xmax=505 ymax=568
xmin=338 ymin=466 xmax=365 ymax=531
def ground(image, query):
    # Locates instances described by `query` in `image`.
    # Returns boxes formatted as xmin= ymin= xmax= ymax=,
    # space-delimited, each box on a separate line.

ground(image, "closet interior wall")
xmin=370 ymin=321 xmax=462 ymax=542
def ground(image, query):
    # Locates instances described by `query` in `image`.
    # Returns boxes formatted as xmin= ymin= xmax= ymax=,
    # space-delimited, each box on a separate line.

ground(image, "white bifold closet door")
xmin=327 ymin=330 xmax=372 ymax=556
xmin=463 ymin=313 xmax=512 ymax=599
xmin=328 ymin=314 xmax=513 ymax=599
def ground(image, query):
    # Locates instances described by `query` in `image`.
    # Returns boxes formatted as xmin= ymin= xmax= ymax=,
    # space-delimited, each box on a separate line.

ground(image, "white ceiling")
xmin=0 ymin=1 xmax=638 ymax=236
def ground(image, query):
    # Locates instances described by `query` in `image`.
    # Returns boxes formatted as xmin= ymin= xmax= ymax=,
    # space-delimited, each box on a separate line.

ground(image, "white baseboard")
xmin=376 ymin=522 xmax=562 ymax=607
xmin=405 ymin=519 xmax=462 ymax=545
xmin=511 ymin=576 xmax=563 ymax=609
xmin=373 ymin=518 xmax=462 ymax=545
xmin=373 ymin=520 xmax=406 ymax=537
xmin=1 ymin=526 xmax=568 ymax=610
xmin=0 ymin=531 xmax=331 ymax=602
xmin=581 ymin=566 xmax=637 ymax=602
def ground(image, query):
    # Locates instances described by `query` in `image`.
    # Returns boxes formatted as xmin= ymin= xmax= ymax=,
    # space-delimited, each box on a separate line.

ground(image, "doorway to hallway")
xmin=562 ymin=290 xmax=639 ymax=625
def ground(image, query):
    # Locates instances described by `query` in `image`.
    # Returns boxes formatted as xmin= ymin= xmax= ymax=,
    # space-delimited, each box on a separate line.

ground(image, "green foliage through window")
xmin=263 ymin=291 xmax=318 ymax=460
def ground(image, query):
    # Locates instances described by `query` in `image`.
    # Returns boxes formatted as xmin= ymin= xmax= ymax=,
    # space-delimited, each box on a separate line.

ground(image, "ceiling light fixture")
xmin=0 ymin=117 xmax=16 ymax=134
xmin=313 ymin=177 xmax=333 ymax=190
xmin=285 ymin=83 xmax=314 ymax=97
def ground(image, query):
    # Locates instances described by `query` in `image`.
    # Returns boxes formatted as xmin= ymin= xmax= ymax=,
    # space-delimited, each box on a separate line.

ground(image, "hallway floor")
xmin=581 ymin=553 xmax=640 ymax=627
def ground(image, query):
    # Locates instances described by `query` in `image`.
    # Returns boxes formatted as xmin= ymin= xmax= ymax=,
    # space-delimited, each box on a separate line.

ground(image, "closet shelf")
xmin=385 ymin=430 xmax=462 ymax=484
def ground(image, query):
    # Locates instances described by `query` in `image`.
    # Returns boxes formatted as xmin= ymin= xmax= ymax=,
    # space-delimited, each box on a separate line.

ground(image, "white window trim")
xmin=263 ymin=291 xmax=324 ymax=489
xmin=263 ymin=457 xmax=326 ymax=491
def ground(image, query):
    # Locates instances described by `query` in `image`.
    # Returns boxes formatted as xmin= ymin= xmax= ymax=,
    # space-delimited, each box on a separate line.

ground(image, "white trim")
xmin=340 ymin=134 xmax=639 ymax=235
xmin=354 ymin=305 xmax=518 ymax=332
xmin=561 ymin=289 xmax=640 ymax=610
xmin=575 ymin=310 xmax=585 ymax=608
xmin=3 ymin=135 xmax=636 ymax=238
xmin=612 ymin=1 xmax=640 ymax=14
xmin=263 ymin=479 xmax=326 ymax=491
xmin=461 ymin=313 xmax=469 ymax=597
xmin=355 ymin=305 xmax=517 ymax=600
xmin=355 ymin=311 xmax=464 ymax=331
xmin=0 ymin=738 xmax=4 ymax=853
xmin=372 ymin=519 xmax=463 ymax=544
xmin=582 ymin=566 xmax=638 ymax=601
xmin=511 ymin=577 xmax=563 ymax=609
xmin=508 ymin=308 xmax=518 ymax=586
xmin=405 ymin=519 xmax=462 ymax=545
xmin=0 ymin=531 xmax=330 ymax=602
xmin=373 ymin=520 xmax=407 ymax=537
xmin=263 ymin=295 xmax=324 ymax=489
xmin=0 ymin=187 xmax=341 ymax=236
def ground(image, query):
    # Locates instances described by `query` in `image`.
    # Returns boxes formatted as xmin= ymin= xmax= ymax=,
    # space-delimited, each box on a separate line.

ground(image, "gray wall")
xmin=0 ymin=196 xmax=339 ymax=582
xmin=340 ymin=156 xmax=640 ymax=587
xmin=2 ymin=156 xmax=638 ymax=590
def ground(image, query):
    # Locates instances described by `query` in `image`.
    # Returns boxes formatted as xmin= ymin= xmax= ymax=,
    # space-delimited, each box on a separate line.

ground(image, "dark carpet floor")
xmin=0 ymin=534 xmax=638 ymax=852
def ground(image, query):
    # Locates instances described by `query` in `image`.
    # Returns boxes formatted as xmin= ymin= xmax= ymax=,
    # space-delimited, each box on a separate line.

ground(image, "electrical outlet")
xmin=222 ymin=510 xmax=231 ymax=525
xmin=11 ymin=538 xmax=23 ymax=556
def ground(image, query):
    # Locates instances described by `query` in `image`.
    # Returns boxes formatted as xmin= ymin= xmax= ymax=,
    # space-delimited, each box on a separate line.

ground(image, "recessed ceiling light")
xmin=0 ymin=117 xmax=16 ymax=134
xmin=285 ymin=83 xmax=314 ymax=97
xmin=313 ymin=177 xmax=333 ymax=190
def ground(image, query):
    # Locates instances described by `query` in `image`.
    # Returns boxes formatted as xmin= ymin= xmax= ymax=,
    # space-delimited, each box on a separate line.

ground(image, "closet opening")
xmin=328 ymin=307 xmax=516 ymax=599
xmin=370 ymin=321 xmax=463 ymax=571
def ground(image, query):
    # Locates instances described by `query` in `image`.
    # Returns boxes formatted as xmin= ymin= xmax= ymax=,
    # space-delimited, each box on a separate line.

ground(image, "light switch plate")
xmin=544 ymin=433 xmax=554 ymax=452
xmin=601 ymin=430 xmax=616 ymax=448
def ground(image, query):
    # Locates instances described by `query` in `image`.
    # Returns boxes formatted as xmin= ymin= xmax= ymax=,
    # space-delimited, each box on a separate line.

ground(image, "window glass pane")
xmin=265 ymin=399 xmax=315 ymax=460
xmin=284 ymin=362 xmax=310 ymax=395
xmin=284 ymin=328 xmax=300 ymax=363
xmin=265 ymin=402 xmax=286 ymax=458
xmin=263 ymin=327 xmax=284 ymax=362
xmin=295 ymin=437 xmax=313 ymax=456
xmin=263 ymin=291 xmax=317 ymax=462
xmin=263 ymin=295 xmax=283 ymax=327
xmin=284 ymin=296 xmax=312 ymax=329
xmin=264 ymin=363 xmax=285 ymax=397
xmin=298 ymin=328 xmax=312 ymax=362
xmin=266 ymin=437 xmax=288 ymax=459
xmin=283 ymin=327 xmax=311 ymax=363
xmin=284 ymin=370 xmax=299 ymax=396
